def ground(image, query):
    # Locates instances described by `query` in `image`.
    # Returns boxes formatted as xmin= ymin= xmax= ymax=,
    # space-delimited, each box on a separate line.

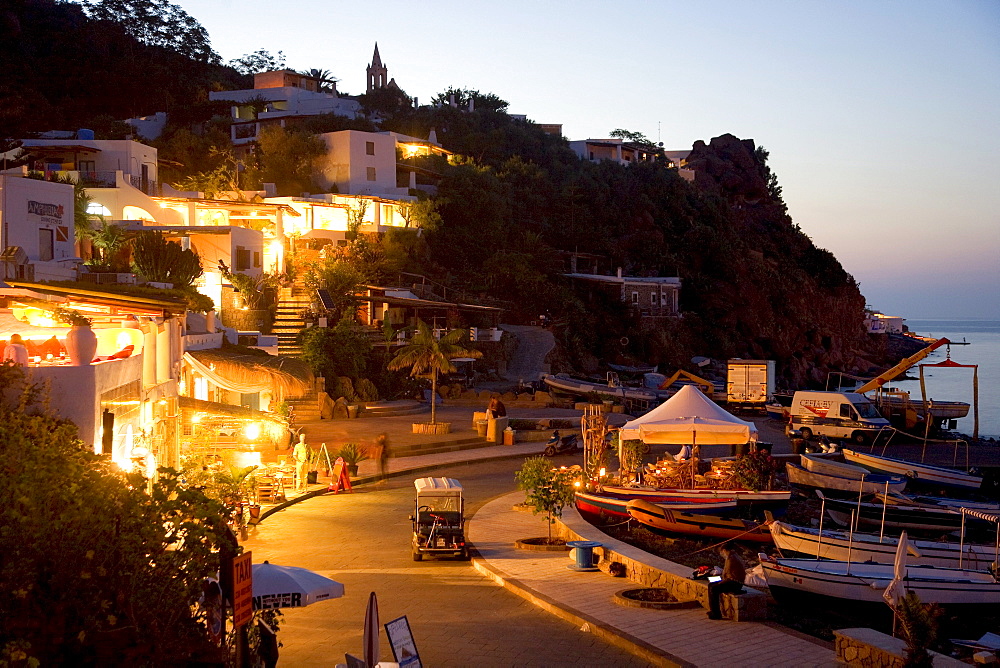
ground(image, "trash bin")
xmin=475 ymin=419 xmax=489 ymax=438
xmin=503 ymin=427 xmax=515 ymax=445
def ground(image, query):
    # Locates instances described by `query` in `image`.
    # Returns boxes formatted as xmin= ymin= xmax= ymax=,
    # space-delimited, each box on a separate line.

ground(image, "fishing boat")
xmin=877 ymin=492 xmax=1000 ymax=512
xmin=626 ymin=499 xmax=773 ymax=543
xmin=542 ymin=373 xmax=673 ymax=402
xmin=820 ymin=493 xmax=962 ymax=533
xmin=770 ymin=521 xmax=999 ymax=570
xmin=600 ymin=484 xmax=790 ymax=507
xmin=785 ymin=462 xmax=907 ymax=495
xmin=800 ymin=453 xmax=872 ymax=479
xmin=574 ymin=491 xmax=738 ymax=519
xmin=759 ymin=555 xmax=1000 ymax=608
xmin=842 ymin=448 xmax=982 ymax=490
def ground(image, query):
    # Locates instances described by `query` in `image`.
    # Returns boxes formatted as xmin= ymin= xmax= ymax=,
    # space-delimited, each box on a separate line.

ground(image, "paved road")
xmin=244 ymin=458 xmax=644 ymax=667
xmin=500 ymin=325 xmax=555 ymax=383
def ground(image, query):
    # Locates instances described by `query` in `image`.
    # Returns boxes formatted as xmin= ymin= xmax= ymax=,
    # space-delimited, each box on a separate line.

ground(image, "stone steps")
xmin=392 ymin=436 xmax=488 ymax=458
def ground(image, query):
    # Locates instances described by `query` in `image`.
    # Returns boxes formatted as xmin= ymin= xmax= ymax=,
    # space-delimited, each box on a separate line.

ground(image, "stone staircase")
xmin=360 ymin=400 xmax=430 ymax=418
xmin=274 ymin=285 xmax=311 ymax=357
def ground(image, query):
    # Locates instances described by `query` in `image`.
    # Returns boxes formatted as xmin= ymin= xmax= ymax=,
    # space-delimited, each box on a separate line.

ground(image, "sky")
xmin=175 ymin=0 xmax=1000 ymax=319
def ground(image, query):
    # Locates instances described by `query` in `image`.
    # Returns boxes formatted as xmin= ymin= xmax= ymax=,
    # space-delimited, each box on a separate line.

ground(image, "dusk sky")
xmin=178 ymin=0 xmax=1000 ymax=319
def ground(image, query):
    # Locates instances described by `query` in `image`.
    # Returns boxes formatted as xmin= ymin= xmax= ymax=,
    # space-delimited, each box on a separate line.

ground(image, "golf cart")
xmin=410 ymin=477 xmax=468 ymax=561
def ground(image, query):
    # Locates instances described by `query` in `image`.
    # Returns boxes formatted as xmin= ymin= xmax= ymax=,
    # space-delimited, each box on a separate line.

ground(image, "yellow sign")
xmin=232 ymin=551 xmax=253 ymax=628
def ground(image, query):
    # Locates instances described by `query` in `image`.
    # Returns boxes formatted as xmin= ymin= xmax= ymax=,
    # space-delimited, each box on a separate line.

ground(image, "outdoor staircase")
xmin=274 ymin=285 xmax=311 ymax=357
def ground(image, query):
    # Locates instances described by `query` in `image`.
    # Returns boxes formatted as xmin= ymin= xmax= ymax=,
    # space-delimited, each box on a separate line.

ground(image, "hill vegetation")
xmin=1 ymin=1 xmax=884 ymax=387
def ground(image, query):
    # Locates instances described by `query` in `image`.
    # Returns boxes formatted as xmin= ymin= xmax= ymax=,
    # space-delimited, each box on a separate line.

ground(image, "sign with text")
xmin=328 ymin=456 xmax=352 ymax=494
xmin=385 ymin=615 xmax=421 ymax=668
xmin=232 ymin=551 xmax=253 ymax=628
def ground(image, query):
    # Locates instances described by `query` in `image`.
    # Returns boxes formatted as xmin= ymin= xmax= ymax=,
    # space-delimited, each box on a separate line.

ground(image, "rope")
xmin=678 ymin=520 xmax=774 ymax=558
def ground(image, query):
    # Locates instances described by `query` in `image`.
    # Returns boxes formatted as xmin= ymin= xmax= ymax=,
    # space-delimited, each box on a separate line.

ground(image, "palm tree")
xmin=387 ymin=320 xmax=482 ymax=424
xmin=304 ymin=68 xmax=337 ymax=93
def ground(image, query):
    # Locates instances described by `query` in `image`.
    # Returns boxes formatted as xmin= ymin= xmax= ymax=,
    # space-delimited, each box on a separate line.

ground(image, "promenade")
xmin=253 ymin=403 xmax=839 ymax=666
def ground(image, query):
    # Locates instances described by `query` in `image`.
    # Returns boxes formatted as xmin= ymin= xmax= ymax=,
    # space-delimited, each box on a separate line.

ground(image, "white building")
xmin=866 ymin=312 xmax=905 ymax=334
xmin=0 ymin=175 xmax=77 ymax=281
xmin=20 ymin=135 xmax=159 ymax=194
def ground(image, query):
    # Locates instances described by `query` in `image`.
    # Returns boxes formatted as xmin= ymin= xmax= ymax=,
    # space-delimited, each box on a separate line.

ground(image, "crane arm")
xmin=856 ymin=337 xmax=950 ymax=394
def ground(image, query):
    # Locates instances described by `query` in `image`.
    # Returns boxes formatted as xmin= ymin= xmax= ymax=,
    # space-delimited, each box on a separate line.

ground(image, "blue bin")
xmin=566 ymin=540 xmax=602 ymax=572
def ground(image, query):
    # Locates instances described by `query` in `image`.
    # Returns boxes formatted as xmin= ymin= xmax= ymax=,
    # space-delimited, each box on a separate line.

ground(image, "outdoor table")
xmin=566 ymin=540 xmax=602 ymax=572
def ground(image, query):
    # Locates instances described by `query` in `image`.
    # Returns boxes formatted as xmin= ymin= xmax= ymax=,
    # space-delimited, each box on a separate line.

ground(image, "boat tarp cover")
xmin=620 ymin=384 xmax=757 ymax=444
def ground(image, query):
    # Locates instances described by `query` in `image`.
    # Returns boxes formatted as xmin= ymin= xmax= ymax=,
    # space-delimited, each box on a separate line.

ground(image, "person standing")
xmin=293 ymin=434 xmax=310 ymax=491
xmin=707 ymin=543 xmax=746 ymax=620
xmin=2 ymin=334 xmax=29 ymax=366
xmin=375 ymin=433 xmax=391 ymax=482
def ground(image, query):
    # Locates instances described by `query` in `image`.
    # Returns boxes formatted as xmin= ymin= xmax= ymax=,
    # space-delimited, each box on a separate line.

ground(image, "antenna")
xmin=658 ymin=121 xmax=661 ymax=144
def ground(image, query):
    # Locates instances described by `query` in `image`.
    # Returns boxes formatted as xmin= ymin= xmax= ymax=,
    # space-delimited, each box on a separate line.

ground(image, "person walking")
xmin=375 ymin=433 xmax=391 ymax=482
xmin=293 ymin=434 xmax=310 ymax=491
xmin=707 ymin=543 xmax=746 ymax=620
xmin=2 ymin=334 xmax=29 ymax=366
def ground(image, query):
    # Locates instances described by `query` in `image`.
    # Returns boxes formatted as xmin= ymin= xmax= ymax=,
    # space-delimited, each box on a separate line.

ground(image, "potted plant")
xmin=54 ymin=308 xmax=96 ymax=366
xmin=336 ymin=443 xmax=368 ymax=477
xmin=306 ymin=448 xmax=320 ymax=485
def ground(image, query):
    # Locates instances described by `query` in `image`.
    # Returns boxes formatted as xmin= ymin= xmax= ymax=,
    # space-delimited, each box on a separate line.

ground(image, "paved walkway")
xmin=500 ymin=324 xmax=555 ymax=383
xmin=469 ymin=493 xmax=837 ymax=668
xmin=253 ymin=405 xmax=845 ymax=666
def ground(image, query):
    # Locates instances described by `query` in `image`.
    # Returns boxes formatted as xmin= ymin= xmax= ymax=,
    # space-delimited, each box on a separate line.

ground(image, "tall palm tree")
xmin=387 ymin=320 xmax=482 ymax=424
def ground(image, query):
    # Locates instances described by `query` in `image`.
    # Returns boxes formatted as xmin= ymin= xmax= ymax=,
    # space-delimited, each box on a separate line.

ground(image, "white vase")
xmin=65 ymin=325 xmax=98 ymax=366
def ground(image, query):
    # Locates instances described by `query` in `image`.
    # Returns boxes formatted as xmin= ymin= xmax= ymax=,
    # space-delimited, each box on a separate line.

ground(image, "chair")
xmin=256 ymin=476 xmax=278 ymax=503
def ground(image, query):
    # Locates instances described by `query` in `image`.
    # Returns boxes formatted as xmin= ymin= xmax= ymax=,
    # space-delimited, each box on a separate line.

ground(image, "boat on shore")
xmin=543 ymin=373 xmax=673 ymax=402
xmin=820 ymin=493 xmax=963 ymax=533
xmin=786 ymin=462 xmax=907 ymax=495
xmin=599 ymin=484 xmax=790 ymax=507
xmin=770 ymin=521 xmax=999 ymax=570
xmin=626 ymin=499 xmax=773 ymax=543
xmin=575 ymin=491 xmax=738 ymax=519
xmin=759 ymin=555 xmax=1000 ymax=608
xmin=842 ymin=449 xmax=982 ymax=490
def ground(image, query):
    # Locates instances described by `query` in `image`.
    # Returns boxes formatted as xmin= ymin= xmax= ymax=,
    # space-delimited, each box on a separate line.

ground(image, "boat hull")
xmin=822 ymin=495 xmax=962 ymax=533
xmin=842 ymin=449 xmax=982 ymax=490
xmin=770 ymin=521 xmax=999 ymax=570
xmin=575 ymin=492 xmax=737 ymax=519
xmin=786 ymin=463 xmax=907 ymax=495
xmin=761 ymin=558 xmax=1000 ymax=607
xmin=626 ymin=499 xmax=773 ymax=543
xmin=600 ymin=485 xmax=790 ymax=506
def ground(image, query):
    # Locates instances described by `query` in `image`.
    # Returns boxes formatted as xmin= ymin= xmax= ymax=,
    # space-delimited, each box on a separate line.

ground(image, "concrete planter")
xmin=412 ymin=422 xmax=451 ymax=435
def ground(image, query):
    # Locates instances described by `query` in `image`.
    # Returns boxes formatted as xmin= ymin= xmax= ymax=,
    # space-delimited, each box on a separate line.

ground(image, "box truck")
xmin=727 ymin=360 xmax=775 ymax=405
xmin=789 ymin=391 xmax=891 ymax=444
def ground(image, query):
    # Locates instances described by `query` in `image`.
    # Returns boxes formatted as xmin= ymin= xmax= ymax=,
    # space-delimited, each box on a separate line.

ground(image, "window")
xmin=366 ymin=167 xmax=377 ymax=181
xmin=651 ymin=293 xmax=657 ymax=305
xmin=235 ymin=246 xmax=250 ymax=271
xmin=253 ymin=251 xmax=261 ymax=268
xmin=365 ymin=141 xmax=375 ymax=156
xmin=631 ymin=292 xmax=638 ymax=304
xmin=39 ymin=229 xmax=54 ymax=261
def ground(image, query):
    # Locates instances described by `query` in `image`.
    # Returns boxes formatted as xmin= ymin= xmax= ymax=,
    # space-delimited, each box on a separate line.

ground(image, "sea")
xmin=887 ymin=319 xmax=1000 ymax=440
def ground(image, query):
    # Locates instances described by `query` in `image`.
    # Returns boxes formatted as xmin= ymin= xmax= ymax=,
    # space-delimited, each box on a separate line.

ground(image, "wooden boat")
xmin=575 ymin=491 xmax=738 ymax=519
xmin=543 ymin=373 xmax=672 ymax=402
xmin=842 ymin=448 xmax=982 ymax=490
xmin=800 ymin=453 xmax=871 ymax=479
xmin=821 ymin=494 xmax=962 ymax=533
xmin=785 ymin=462 xmax=907 ymax=495
xmin=600 ymin=484 xmax=790 ymax=506
xmin=626 ymin=499 xmax=773 ymax=543
xmin=770 ymin=521 xmax=1000 ymax=570
xmin=760 ymin=555 xmax=1000 ymax=607
xmin=877 ymin=492 xmax=1000 ymax=512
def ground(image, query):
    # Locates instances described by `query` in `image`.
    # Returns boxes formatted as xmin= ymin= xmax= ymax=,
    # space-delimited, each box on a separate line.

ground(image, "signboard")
xmin=328 ymin=456 xmax=352 ymax=494
xmin=385 ymin=615 xmax=421 ymax=668
xmin=232 ymin=551 xmax=253 ymax=628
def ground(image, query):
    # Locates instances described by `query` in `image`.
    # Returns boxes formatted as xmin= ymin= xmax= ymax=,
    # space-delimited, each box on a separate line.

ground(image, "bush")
xmin=508 ymin=419 xmax=538 ymax=430
xmin=131 ymin=230 xmax=203 ymax=288
xmin=514 ymin=456 xmax=577 ymax=543
xmin=354 ymin=378 xmax=379 ymax=402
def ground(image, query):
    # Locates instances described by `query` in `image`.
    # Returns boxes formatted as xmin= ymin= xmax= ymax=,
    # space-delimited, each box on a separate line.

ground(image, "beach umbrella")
xmin=251 ymin=561 xmax=345 ymax=609
xmin=883 ymin=529 xmax=909 ymax=609
xmin=364 ymin=591 xmax=380 ymax=668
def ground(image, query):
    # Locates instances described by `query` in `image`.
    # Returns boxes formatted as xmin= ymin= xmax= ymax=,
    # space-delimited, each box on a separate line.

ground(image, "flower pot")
xmin=65 ymin=325 xmax=98 ymax=366
xmin=347 ymin=464 xmax=359 ymax=477
xmin=306 ymin=470 xmax=318 ymax=485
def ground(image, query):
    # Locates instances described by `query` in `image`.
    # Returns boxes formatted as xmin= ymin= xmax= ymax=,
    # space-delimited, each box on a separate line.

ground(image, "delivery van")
xmin=789 ymin=391 xmax=891 ymax=444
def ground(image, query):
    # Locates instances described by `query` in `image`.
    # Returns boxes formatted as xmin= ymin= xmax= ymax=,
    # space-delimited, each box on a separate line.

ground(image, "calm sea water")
xmin=887 ymin=319 xmax=1000 ymax=439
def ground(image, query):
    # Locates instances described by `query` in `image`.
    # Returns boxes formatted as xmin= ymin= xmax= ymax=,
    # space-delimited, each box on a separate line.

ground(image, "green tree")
xmin=387 ymin=320 xmax=481 ymax=424
xmin=515 ymin=457 xmax=577 ymax=543
xmin=87 ymin=221 xmax=130 ymax=272
xmin=304 ymin=68 xmax=337 ymax=93
xmin=229 ymin=49 xmax=285 ymax=75
xmin=130 ymin=230 xmax=204 ymax=288
xmin=609 ymin=128 xmax=653 ymax=144
xmin=303 ymin=258 xmax=365 ymax=321
xmin=300 ymin=319 xmax=373 ymax=383
xmin=81 ymin=0 xmax=220 ymax=63
xmin=256 ymin=125 xmax=325 ymax=196
xmin=0 ymin=362 xmax=233 ymax=665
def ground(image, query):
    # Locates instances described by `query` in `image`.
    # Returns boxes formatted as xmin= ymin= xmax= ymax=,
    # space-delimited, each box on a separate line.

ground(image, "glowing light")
xmin=116 ymin=331 xmax=133 ymax=349
xmin=573 ymin=481 xmax=581 ymax=487
xmin=244 ymin=422 xmax=262 ymax=440
xmin=599 ymin=468 xmax=606 ymax=478
xmin=191 ymin=412 xmax=202 ymax=423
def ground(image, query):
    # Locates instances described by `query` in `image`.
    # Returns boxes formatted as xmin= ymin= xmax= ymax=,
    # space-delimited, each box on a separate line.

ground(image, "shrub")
xmin=515 ymin=456 xmax=577 ymax=543
xmin=508 ymin=419 xmax=537 ymax=430
xmin=131 ymin=230 xmax=203 ymax=288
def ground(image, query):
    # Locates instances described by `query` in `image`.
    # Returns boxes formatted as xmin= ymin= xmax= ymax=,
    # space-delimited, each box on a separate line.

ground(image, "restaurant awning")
xmin=184 ymin=349 xmax=313 ymax=400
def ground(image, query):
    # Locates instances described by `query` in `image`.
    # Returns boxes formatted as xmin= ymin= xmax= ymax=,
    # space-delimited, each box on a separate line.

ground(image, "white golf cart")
xmin=410 ymin=477 xmax=468 ymax=561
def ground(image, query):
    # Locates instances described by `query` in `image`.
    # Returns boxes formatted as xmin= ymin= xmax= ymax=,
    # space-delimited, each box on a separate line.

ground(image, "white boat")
xmin=800 ymin=453 xmax=871 ymax=479
xmin=843 ymin=448 xmax=982 ymax=490
xmin=785 ymin=462 xmax=907 ymax=495
xmin=542 ymin=373 xmax=672 ymax=401
xmin=770 ymin=521 xmax=999 ymax=570
xmin=760 ymin=556 xmax=1000 ymax=607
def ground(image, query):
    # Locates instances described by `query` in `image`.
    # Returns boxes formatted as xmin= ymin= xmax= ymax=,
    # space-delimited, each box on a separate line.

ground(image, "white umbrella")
xmin=251 ymin=561 xmax=345 ymax=609
xmin=364 ymin=591 xmax=380 ymax=668
xmin=883 ymin=529 xmax=909 ymax=609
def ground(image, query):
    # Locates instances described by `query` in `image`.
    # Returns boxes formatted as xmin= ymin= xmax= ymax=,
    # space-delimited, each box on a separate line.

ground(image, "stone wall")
xmin=833 ymin=628 xmax=965 ymax=667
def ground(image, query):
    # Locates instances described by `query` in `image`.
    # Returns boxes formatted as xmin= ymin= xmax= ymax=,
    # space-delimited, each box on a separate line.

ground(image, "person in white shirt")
xmin=674 ymin=444 xmax=692 ymax=461
xmin=2 ymin=334 xmax=29 ymax=366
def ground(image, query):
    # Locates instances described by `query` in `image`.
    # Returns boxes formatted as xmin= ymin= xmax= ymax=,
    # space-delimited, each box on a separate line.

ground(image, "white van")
xmin=789 ymin=391 xmax=891 ymax=444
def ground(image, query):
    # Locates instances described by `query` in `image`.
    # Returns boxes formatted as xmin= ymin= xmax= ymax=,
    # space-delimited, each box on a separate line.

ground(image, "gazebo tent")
xmin=619 ymin=384 xmax=758 ymax=445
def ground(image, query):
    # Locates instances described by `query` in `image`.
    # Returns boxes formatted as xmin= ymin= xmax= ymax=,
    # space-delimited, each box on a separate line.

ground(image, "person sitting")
xmin=486 ymin=397 xmax=507 ymax=419
xmin=674 ymin=444 xmax=692 ymax=462
xmin=2 ymin=334 xmax=29 ymax=366
xmin=707 ymin=543 xmax=746 ymax=620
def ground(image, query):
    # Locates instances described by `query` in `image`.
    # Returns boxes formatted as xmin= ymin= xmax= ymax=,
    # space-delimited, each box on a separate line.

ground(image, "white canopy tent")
xmin=620 ymin=384 xmax=758 ymax=445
